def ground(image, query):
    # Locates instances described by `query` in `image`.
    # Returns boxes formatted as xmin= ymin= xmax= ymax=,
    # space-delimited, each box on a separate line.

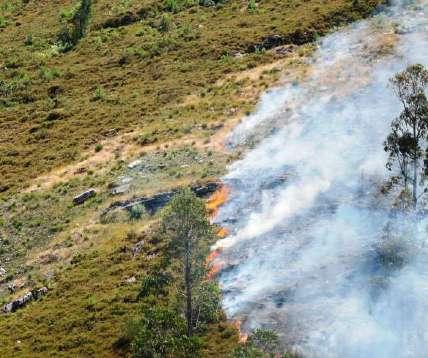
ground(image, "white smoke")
xmin=215 ymin=1 xmax=428 ymax=357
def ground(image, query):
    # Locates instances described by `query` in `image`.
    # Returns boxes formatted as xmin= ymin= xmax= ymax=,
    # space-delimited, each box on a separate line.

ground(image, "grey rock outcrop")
xmin=102 ymin=181 xmax=221 ymax=218
xmin=2 ymin=287 xmax=48 ymax=314
xmin=73 ymin=189 xmax=96 ymax=205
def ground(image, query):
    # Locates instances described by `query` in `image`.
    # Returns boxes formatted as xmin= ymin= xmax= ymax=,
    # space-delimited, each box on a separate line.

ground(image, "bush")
xmin=159 ymin=14 xmax=173 ymax=33
xmin=128 ymin=204 xmax=145 ymax=221
xmin=39 ymin=67 xmax=62 ymax=81
xmin=0 ymin=15 xmax=7 ymax=28
xmin=92 ymin=86 xmax=106 ymax=101
xmin=193 ymin=281 xmax=222 ymax=329
xmin=58 ymin=0 xmax=92 ymax=51
xmin=129 ymin=307 xmax=202 ymax=358
xmin=138 ymin=272 xmax=172 ymax=298
xmin=232 ymin=329 xmax=282 ymax=358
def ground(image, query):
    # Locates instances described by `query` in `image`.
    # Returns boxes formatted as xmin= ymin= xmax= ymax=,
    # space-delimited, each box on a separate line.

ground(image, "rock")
xmin=73 ymin=167 xmax=87 ymax=175
xmin=7 ymin=284 xmax=16 ymax=294
xmin=125 ymin=276 xmax=137 ymax=284
xmin=192 ymin=182 xmax=221 ymax=197
xmin=128 ymin=160 xmax=142 ymax=169
xmin=2 ymin=287 xmax=48 ymax=314
xmin=249 ymin=30 xmax=315 ymax=53
xmin=101 ymin=11 xmax=140 ymax=29
xmin=110 ymin=176 xmax=133 ymax=195
xmin=47 ymin=85 xmax=64 ymax=98
xmin=38 ymin=252 xmax=60 ymax=264
xmin=0 ymin=267 xmax=6 ymax=276
xmin=102 ymin=181 xmax=222 ymax=218
xmin=274 ymin=44 xmax=297 ymax=56
xmin=73 ymin=231 xmax=84 ymax=244
xmin=132 ymin=240 xmax=145 ymax=256
xmin=45 ymin=110 xmax=65 ymax=122
xmin=33 ymin=287 xmax=48 ymax=299
xmin=73 ymin=189 xmax=96 ymax=205
xmin=111 ymin=184 xmax=130 ymax=195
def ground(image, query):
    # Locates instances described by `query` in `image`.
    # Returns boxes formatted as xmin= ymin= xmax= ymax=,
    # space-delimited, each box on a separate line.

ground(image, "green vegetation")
xmin=384 ymin=64 xmax=428 ymax=208
xmin=0 ymin=0 xmax=382 ymax=194
xmin=120 ymin=190 xmax=223 ymax=357
xmin=58 ymin=0 xmax=92 ymax=51
xmin=161 ymin=190 xmax=214 ymax=336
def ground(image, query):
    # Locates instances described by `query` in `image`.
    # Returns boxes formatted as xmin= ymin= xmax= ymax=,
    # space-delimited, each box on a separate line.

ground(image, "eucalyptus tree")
xmin=384 ymin=64 xmax=428 ymax=208
xmin=161 ymin=189 xmax=213 ymax=336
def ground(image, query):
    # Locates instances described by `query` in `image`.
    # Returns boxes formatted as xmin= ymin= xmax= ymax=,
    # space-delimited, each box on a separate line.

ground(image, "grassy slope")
xmin=0 ymin=0 xmax=381 ymax=194
xmin=0 ymin=0 xmax=383 ymax=357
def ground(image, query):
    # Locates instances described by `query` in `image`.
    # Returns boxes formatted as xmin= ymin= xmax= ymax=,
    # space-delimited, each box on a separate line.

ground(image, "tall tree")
xmin=384 ymin=64 xmax=428 ymax=208
xmin=161 ymin=189 xmax=213 ymax=336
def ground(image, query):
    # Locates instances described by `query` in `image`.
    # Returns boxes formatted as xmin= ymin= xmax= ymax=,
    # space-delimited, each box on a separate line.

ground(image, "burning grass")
xmin=207 ymin=185 xmax=230 ymax=218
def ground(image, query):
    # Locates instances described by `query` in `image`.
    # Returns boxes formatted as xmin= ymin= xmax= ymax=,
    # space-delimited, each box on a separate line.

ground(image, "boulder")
xmin=125 ymin=276 xmax=137 ymax=284
xmin=101 ymin=11 xmax=140 ymax=29
xmin=132 ymin=240 xmax=145 ymax=256
xmin=73 ymin=189 xmax=96 ymax=205
xmin=128 ymin=160 xmax=142 ymax=169
xmin=0 ymin=267 xmax=6 ymax=276
xmin=101 ymin=181 xmax=222 ymax=218
xmin=2 ymin=287 xmax=48 ymax=314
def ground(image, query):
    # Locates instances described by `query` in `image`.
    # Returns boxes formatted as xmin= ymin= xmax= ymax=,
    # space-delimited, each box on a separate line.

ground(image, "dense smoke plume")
xmin=215 ymin=1 xmax=428 ymax=356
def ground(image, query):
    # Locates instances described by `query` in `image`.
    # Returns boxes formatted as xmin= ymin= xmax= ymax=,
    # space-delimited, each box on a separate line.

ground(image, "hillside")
xmin=0 ymin=0 xmax=383 ymax=357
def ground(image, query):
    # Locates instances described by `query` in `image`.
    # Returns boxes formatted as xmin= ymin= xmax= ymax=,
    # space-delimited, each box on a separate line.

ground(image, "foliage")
xmin=248 ymin=328 xmax=280 ymax=355
xmin=129 ymin=307 xmax=202 ymax=358
xmin=128 ymin=203 xmax=145 ymax=220
xmin=193 ymin=281 xmax=222 ymax=329
xmin=58 ymin=0 xmax=92 ymax=51
xmin=232 ymin=328 xmax=284 ymax=358
xmin=138 ymin=271 xmax=173 ymax=298
xmin=248 ymin=0 xmax=257 ymax=13
xmin=161 ymin=189 xmax=213 ymax=335
xmin=384 ymin=64 xmax=428 ymax=208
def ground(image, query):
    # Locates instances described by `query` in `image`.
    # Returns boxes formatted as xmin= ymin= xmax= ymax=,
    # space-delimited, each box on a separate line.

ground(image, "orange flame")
xmin=217 ymin=227 xmax=229 ymax=238
xmin=233 ymin=320 xmax=249 ymax=343
xmin=206 ymin=248 xmax=223 ymax=280
xmin=207 ymin=248 xmax=220 ymax=263
xmin=205 ymin=186 xmax=230 ymax=278
xmin=206 ymin=186 xmax=230 ymax=219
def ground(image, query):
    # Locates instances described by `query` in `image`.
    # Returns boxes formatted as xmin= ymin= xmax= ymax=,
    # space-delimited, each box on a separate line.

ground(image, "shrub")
xmin=39 ymin=67 xmax=62 ymax=81
xmin=138 ymin=272 xmax=172 ymax=298
xmin=129 ymin=307 xmax=202 ymax=358
xmin=159 ymin=14 xmax=173 ymax=33
xmin=58 ymin=0 xmax=92 ymax=51
xmin=128 ymin=204 xmax=145 ymax=221
xmin=232 ymin=329 xmax=283 ymax=357
xmin=24 ymin=33 xmax=33 ymax=46
xmin=94 ymin=143 xmax=103 ymax=152
xmin=92 ymin=86 xmax=106 ymax=101
xmin=0 ymin=15 xmax=7 ymax=28
xmin=247 ymin=0 xmax=257 ymax=12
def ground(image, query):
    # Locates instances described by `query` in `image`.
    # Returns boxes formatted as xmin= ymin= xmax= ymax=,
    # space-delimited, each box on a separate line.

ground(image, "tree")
xmin=161 ymin=189 xmax=213 ymax=336
xmin=384 ymin=64 xmax=428 ymax=208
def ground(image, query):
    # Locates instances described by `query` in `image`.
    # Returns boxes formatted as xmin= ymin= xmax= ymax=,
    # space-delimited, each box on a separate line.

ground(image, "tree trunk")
xmin=413 ymin=156 xmax=417 ymax=208
xmin=412 ymin=123 xmax=418 ymax=209
xmin=185 ymin=251 xmax=193 ymax=337
xmin=404 ymin=161 xmax=408 ymax=190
